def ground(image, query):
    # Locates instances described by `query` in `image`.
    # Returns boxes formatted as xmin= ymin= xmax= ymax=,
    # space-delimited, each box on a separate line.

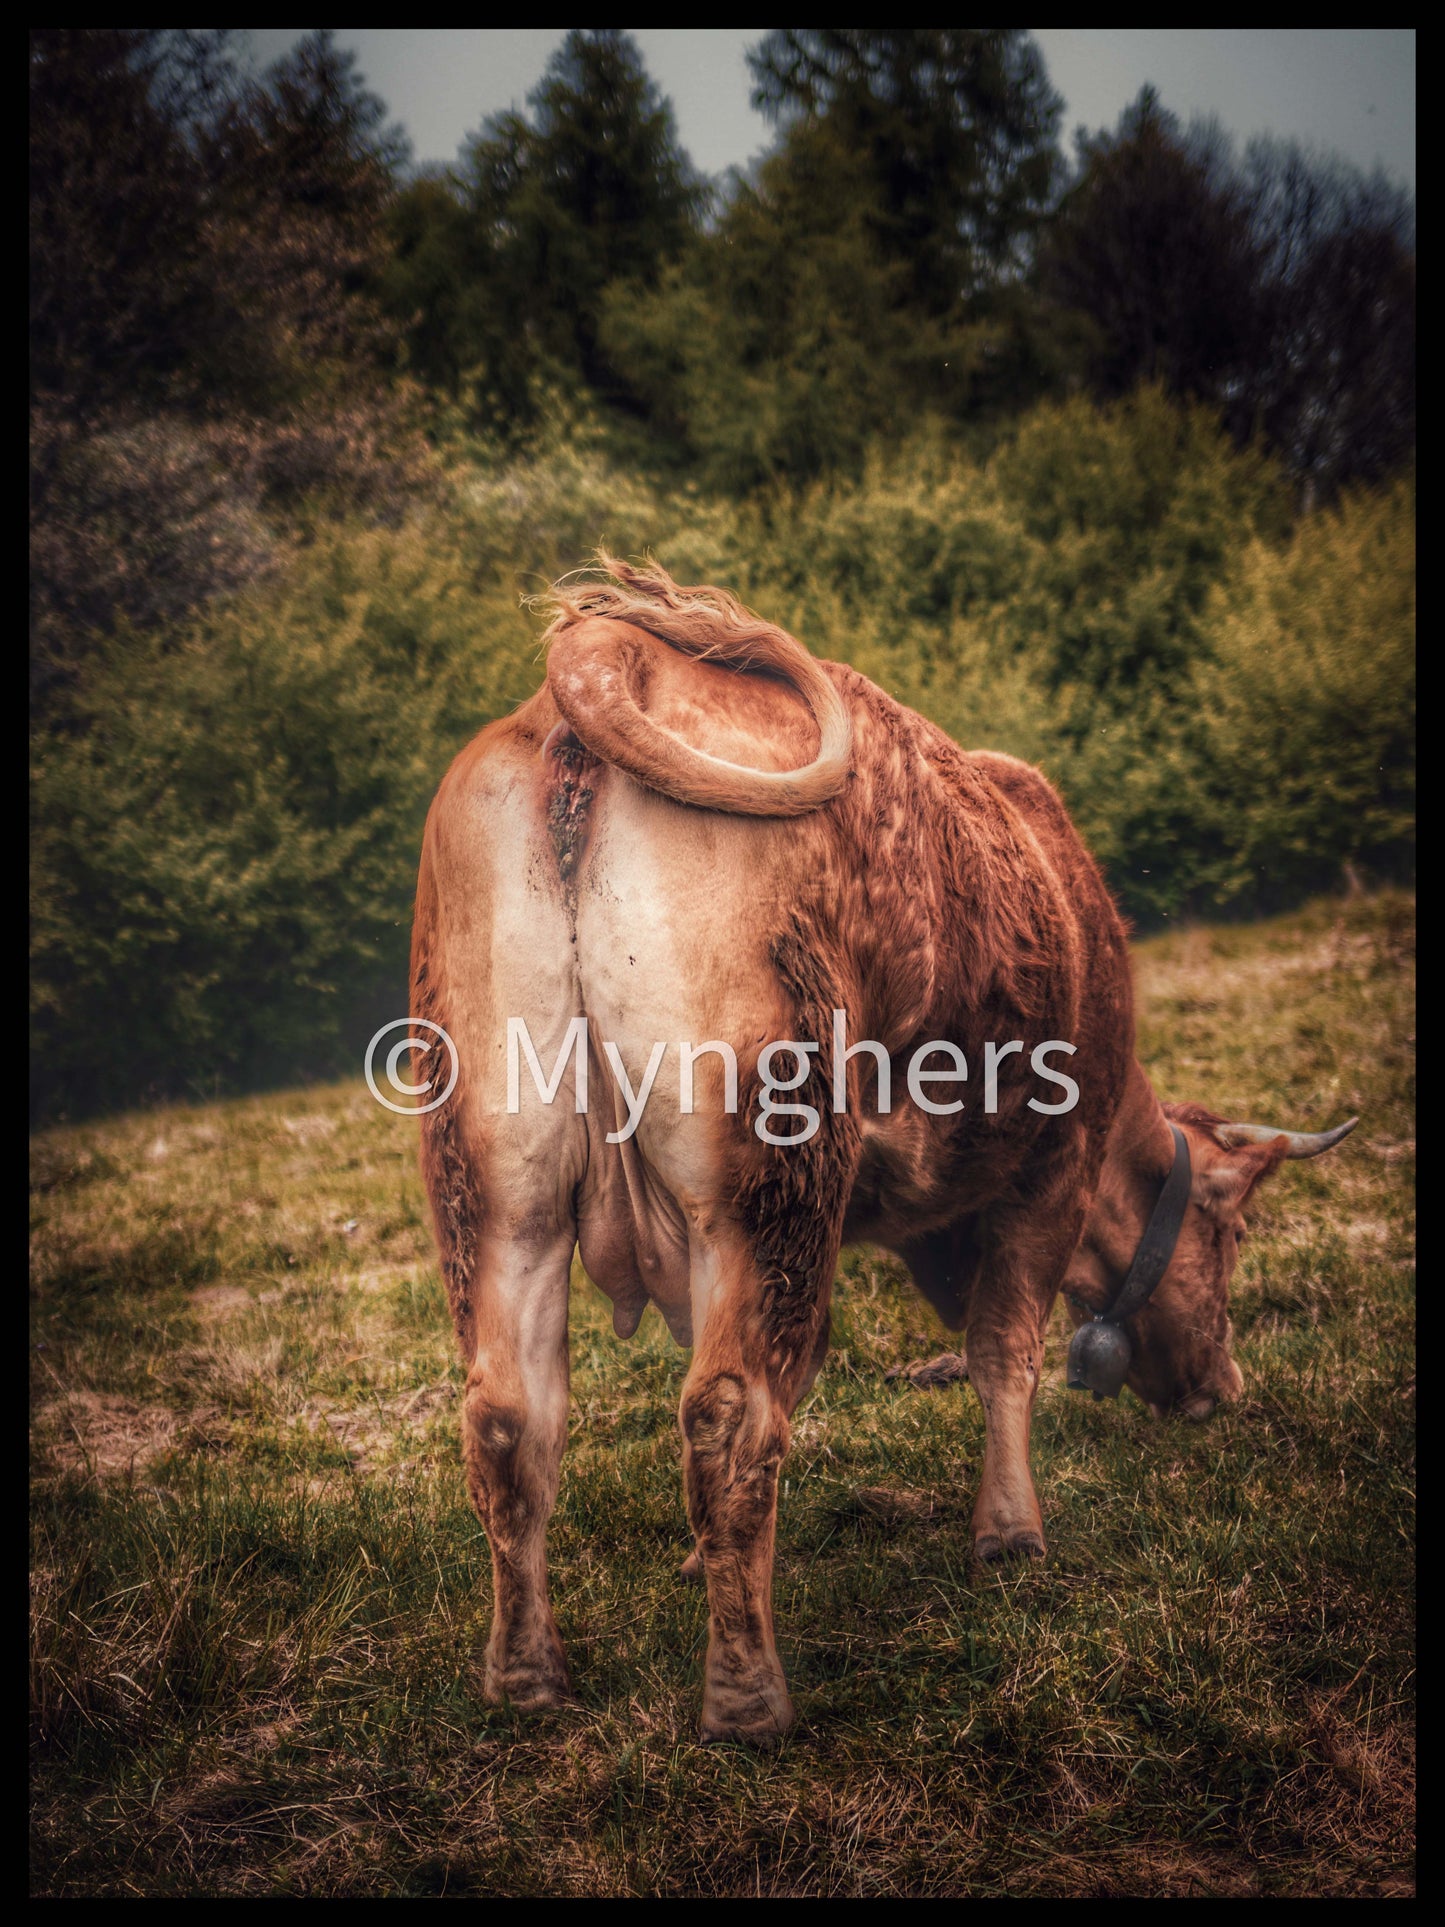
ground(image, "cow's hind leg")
xmin=412 ymin=705 xmax=588 ymax=1709
xmin=679 ymin=1232 xmax=836 ymax=1744
xmin=419 ymin=1044 xmax=576 ymax=1706
xmin=460 ymin=1226 xmax=575 ymax=1708
xmin=678 ymin=1312 xmax=828 ymax=1586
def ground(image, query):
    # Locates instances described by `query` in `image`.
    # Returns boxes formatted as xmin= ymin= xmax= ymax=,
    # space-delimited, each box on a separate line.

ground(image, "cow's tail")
xmin=540 ymin=552 xmax=852 ymax=817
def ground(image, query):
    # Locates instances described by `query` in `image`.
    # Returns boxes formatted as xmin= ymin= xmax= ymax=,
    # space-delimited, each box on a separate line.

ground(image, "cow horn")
xmin=1214 ymin=1116 xmax=1359 ymax=1159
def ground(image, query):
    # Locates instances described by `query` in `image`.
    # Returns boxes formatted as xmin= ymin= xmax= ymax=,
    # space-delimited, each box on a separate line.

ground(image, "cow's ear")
xmin=1190 ymin=1135 xmax=1288 ymax=1219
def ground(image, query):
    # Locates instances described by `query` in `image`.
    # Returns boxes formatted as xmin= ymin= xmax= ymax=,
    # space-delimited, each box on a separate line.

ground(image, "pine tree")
xmin=429 ymin=29 xmax=705 ymax=421
xmin=748 ymin=29 xmax=1063 ymax=311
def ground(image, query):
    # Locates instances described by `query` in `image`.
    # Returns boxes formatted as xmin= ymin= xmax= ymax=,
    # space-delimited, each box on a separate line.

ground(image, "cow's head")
xmin=1066 ymin=1108 xmax=1357 ymax=1420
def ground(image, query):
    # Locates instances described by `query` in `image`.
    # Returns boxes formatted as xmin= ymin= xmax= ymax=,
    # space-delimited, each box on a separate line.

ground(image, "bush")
xmin=30 ymin=398 xmax=438 ymax=714
xmin=30 ymin=410 xmax=276 ymax=703
xmin=31 ymin=391 xmax=1415 ymax=1117
xmin=31 ymin=521 xmax=534 ymax=1118
xmin=1191 ymin=476 xmax=1416 ymax=905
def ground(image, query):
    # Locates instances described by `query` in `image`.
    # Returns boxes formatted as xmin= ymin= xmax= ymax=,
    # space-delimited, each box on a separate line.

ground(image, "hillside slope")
xmin=30 ymin=892 xmax=1414 ymax=1897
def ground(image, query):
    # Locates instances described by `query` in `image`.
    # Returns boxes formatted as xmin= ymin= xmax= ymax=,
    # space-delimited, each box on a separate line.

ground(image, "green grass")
xmin=30 ymin=892 xmax=1415 ymax=1896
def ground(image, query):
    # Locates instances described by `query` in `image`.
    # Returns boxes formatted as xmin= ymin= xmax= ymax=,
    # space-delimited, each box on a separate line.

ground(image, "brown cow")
xmin=410 ymin=556 xmax=1354 ymax=1743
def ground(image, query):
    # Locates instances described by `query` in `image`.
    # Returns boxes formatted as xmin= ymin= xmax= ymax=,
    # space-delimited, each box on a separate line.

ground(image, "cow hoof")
xmin=487 ymin=1680 xmax=573 ymax=1714
xmin=699 ymin=1677 xmax=794 ymax=1746
xmin=698 ymin=1711 xmax=793 ymax=1748
xmin=483 ymin=1657 xmax=573 ymax=1713
xmin=973 ymin=1528 xmax=1046 ymax=1565
xmin=679 ymin=1549 xmax=703 ymax=1583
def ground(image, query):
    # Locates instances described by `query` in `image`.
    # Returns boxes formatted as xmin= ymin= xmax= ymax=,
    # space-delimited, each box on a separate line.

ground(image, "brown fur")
xmin=411 ymin=557 xmax=1349 ymax=1740
xmin=734 ymin=917 xmax=860 ymax=1376
xmin=410 ymin=859 xmax=479 ymax=1356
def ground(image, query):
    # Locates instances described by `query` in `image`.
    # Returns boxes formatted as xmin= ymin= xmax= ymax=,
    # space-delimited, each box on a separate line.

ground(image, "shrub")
xmin=31 ymin=391 xmax=1415 ymax=1116
xmin=31 ymin=521 xmax=533 ymax=1117
xmin=1191 ymin=476 xmax=1416 ymax=905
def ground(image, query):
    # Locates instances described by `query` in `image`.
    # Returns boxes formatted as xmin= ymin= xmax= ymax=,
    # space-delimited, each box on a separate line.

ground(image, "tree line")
xmin=33 ymin=29 xmax=1413 ymax=502
xmin=379 ymin=28 xmax=1413 ymax=498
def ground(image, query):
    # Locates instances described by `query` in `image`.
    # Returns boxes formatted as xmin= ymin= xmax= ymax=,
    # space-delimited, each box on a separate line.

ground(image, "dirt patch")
xmin=294 ymin=1378 xmax=456 ymax=1474
xmin=36 ymin=1391 xmax=232 ymax=1479
xmin=886 ymin=1352 xmax=970 ymax=1388
xmin=845 ymin=1485 xmax=949 ymax=1525
xmin=193 ymin=1283 xmax=253 ymax=1315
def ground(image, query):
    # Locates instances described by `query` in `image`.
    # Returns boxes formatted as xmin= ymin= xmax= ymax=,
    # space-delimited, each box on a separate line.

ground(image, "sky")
xmin=242 ymin=28 xmax=1415 ymax=190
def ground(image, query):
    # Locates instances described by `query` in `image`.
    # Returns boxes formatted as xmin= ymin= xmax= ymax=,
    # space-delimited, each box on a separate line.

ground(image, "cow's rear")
xmin=413 ymin=574 xmax=859 ymax=1737
xmin=413 ymin=559 xmax=1086 ymax=1739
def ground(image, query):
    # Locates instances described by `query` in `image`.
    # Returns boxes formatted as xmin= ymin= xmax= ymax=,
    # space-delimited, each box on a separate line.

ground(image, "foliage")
xmin=1239 ymin=139 xmax=1416 ymax=499
xmin=381 ymin=172 xmax=483 ymax=399
xmin=31 ymin=387 xmax=1415 ymax=1115
xmin=30 ymin=29 xmax=408 ymax=417
xmin=1041 ymin=89 xmax=1416 ymax=502
xmin=601 ymin=31 xmax=1068 ymax=485
xmin=29 ymin=29 xmax=429 ymax=706
xmin=381 ymin=31 xmax=704 ymax=426
xmin=601 ymin=119 xmax=970 ymax=489
xmin=1039 ymin=89 xmax=1260 ymax=409
xmin=30 ymin=410 xmax=277 ymax=702
xmin=31 ymin=522 xmax=535 ymax=1119
xmin=1190 ymin=478 xmax=1416 ymax=902
xmin=29 ymin=29 xmax=238 ymax=413
xmin=748 ymin=30 xmax=1064 ymax=307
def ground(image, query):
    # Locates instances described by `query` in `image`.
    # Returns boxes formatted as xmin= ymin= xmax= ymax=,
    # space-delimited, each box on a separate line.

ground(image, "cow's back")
xmin=964 ymin=746 xmax=1135 ymax=1149
xmin=571 ymin=651 xmax=1118 ymax=1251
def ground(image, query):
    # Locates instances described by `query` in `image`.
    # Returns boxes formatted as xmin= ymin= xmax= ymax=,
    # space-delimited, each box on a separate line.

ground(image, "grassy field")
xmin=30 ymin=892 xmax=1415 ymax=1897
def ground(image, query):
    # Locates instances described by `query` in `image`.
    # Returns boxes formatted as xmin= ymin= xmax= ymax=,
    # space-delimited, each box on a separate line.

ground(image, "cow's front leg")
xmin=965 ymin=1210 xmax=1085 ymax=1563
xmin=964 ymin=1281 xmax=1049 ymax=1561
xmin=679 ymin=1239 xmax=834 ymax=1744
xmin=462 ymin=1229 xmax=574 ymax=1709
